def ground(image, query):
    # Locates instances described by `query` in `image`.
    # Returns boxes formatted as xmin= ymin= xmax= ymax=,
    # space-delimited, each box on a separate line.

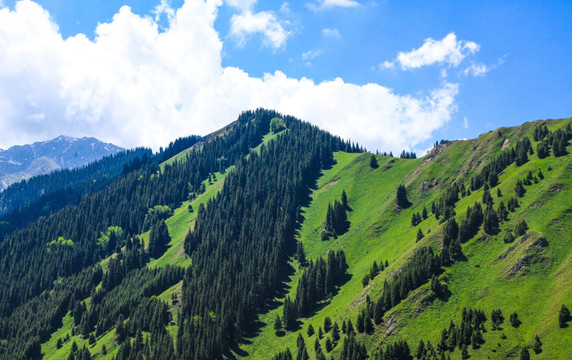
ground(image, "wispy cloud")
xmin=307 ymin=0 xmax=360 ymax=12
xmin=229 ymin=10 xmax=291 ymax=50
xmin=302 ymin=49 xmax=324 ymax=65
xmin=382 ymin=33 xmax=479 ymax=70
xmin=226 ymin=0 xmax=257 ymax=11
xmin=322 ymin=28 xmax=340 ymax=39
xmin=463 ymin=55 xmax=506 ymax=77
xmin=464 ymin=117 xmax=469 ymax=128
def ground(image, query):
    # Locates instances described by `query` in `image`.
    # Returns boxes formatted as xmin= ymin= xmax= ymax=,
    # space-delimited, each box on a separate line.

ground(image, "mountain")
xmin=0 ymin=110 xmax=570 ymax=360
xmin=0 ymin=135 xmax=124 ymax=191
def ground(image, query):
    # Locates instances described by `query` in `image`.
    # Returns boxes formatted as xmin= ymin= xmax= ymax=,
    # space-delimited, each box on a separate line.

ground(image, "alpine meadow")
xmin=0 ymin=109 xmax=570 ymax=360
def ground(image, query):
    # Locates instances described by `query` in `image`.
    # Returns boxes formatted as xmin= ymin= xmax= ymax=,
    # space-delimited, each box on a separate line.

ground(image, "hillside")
xmin=0 ymin=110 xmax=570 ymax=360
xmin=0 ymin=135 xmax=123 ymax=191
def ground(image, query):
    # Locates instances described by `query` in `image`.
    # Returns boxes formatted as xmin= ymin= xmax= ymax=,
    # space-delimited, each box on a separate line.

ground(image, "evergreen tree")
xmin=422 ymin=206 xmax=428 ymax=219
xmin=307 ymin=324 xmax=315 ymax=337
xmin=296 ymin=242 xmax=307 ymax=267
xmin=514 ymin=179 xmax=526 ymax=197
xmin=396 ymin=184 xmax=410 ymax=208
xmin=341 ymin=190 xmax=349 ymax=209
xmin=274 ymin=314 xmax=283 ymax=333
xmin=148 ymin=219 xmax=170 ymax=259
xmin=325 ymin=337 xmax=333 ymax=352
xmin=510 ymin=312 xmax=520 ymax=327
xmin=520 ymin=347 xmax=530 ymax=360
xmin=559 ymin=304 xmax=571 ymax=328
xmin=296 ymin=334 xmax=309 ymax=360
xmin=324 ymin=317 xmax=332 ymax=333
xmin=533 ymin=335 xmax=542 ymax=354
xmin=370 ymin=154 xmax=379 ymax=169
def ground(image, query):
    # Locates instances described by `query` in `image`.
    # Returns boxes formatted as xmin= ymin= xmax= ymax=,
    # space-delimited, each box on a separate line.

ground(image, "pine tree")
xmin=533 ymin=335 xmax=542 ymax=354
xmin=296 ymin=242 xmax=307 ymax=267
xmin=148 ymin=219 xmax=170 ymax=258
xmin=510 ymin=312 xmax=520 ymax=327
xmin=520 ymin=347 xmax=530 ymax=360
xmin=461 ymin=344 xmax=470 ymax=359
xmin=422 ymin=206 xmax=428 ymax=219
xmin=296 ymin=334 xmax=309 ymax=360
xmin=307 ymin=324 xmax=315 ymax=337
xmin=332 ymin=322 xmax=340 ymax=342
xmin=559 ymin=304 xmax=571 ymax=328
xmin=274 ymin=314 xmax=283 ymax=332
xmin=341 ymin=190 xmax=349 ymax=209
xmin=325 ymin=337 xmax=333 ymax=352
xmin=324 ymin=317 xmax=332 ymax=333
xmin=370 ymin=154 xmax=379 ymax=169
xmin=396 ymin=184 xmax=410 ymax=208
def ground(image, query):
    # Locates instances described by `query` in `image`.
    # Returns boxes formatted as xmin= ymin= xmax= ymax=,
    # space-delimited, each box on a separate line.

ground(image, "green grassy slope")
xmin=41 ymin=117 xmax=571 ymax=359
xmin=242 ymin=118 xmax=572 ymax=359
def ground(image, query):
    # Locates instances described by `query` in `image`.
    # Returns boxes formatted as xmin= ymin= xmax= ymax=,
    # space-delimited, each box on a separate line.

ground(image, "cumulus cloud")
xmin=308 ymin=0 xmax=359 ymax=11
xmin=322 ymin=28 xmax=340 ymax=38
xmin=0 ymin=0 xmax=458 ymax=154
xmin=229 ymin=10 xmax=290 ymax=49
xmin=383 ymin=33 xmax=479 ymax=70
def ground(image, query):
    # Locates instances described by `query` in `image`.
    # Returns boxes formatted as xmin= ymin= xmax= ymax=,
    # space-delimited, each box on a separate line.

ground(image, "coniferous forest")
xmin=0 ymin=110 xmax=570 ymax=359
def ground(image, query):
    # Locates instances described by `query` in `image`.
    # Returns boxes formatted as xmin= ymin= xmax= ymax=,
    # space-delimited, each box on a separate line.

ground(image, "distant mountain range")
xmin=0 ymin=135 xmax=123 ymax=191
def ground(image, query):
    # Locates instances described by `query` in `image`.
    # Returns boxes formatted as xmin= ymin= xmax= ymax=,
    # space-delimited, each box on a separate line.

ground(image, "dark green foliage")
xmin=296 ymin=333 xmax=309 ymax=360
xmin=341 ymin=190 xmax=349 ymax=209
xmin=332 ymin=322 xmax=340 ymax=342
xmin=514 ymin=179 xmax=526 ymax=197
xmin=533 ymin=124 xmax=549 ymax=141
xmin=400 ymin=151 xmax=417 ymax=159
xmin=533 ymin=335 xmax=542 ymax=354
xmin=483 ymin=205 xmax=500 ymax=235
xmin=515 ymin=137 xmax=532 ymax=166
xmin=520 ymin=347 xmax=530 ymax=360
xmin=491 ymin=309 xmax=504 ymax=330
xmin=88 ymin=333 xmax=95 ymax=345
xmin=339 ymin=335 xmax=368 ymax=360
xmin=56 ymin=338 xmax=63 ymax=349
xmin=296 ymin=242 xmax=307 ymax=267
xmin=370 ymin=154 xmax=379 ymax=169
xmin=559 ymin=304 xmax=571 ymax=328
xmin=396 ymin=184 xmax=410 ymax=209
xmin=283 ymin=296 xmax=298 ymax=331
xmin=482 ymin=188 xmax=493 ymax=206
xmin=431 ymin=275 xmax=445 ymax=297
xmin=507 ymin=197 xmax=519 ymax=212
xmin=458 ymin=203 xmax=483 ymax=243
xmin=325 ymin=337 xmax=333 ymax=352
xmin=422 ymin=206 xmax=428 ymax=219
xmin=148 ymin=219 xmax=170 ymax=258
xmin=380 ymin=339 xmax=412 ymax=360
xmin=416 ymin=228 xmax=424 ymax=242
xmin=272 ymin=348 xmax=293 ymax=360
xmin=537 ymin=140 xmax=550 ymax=158
xmin=514 ymin=220 xmax=528 ymax=236
xmin=307 ymin=324 xmax=314 ymax=337
xmin=503 ymin=230 xmax=516 ymax=244
xmin=274 ymin=314 xmax=283 ymax=332
xmin=411 ymin=212 xmax=422 ymax=226
xmin=497 ymin=200 xmax=508 ymax=222
xmin=550 ymin=128 xmax=569 ymax=156
xmin=324 ymin=198 xmax=350 ymax=238
xmin=324 ymin=317 xmax=332 ymax=333
xmin=295 ymin=251 xmax=348 ymax=318
xmin=510 ymin=312 xmax=520 ymax=327
xmin=461 ymin=344 xmax=469 ymax=359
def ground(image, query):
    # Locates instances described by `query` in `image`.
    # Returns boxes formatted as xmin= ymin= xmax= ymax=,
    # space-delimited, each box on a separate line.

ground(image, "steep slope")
xmin=0 ymin=111 xmax=570 ymax=360
xmin=0 ymin=135 xmax=124 ymax=191
xmin=244 ymin=118 xmax=572 ymax=359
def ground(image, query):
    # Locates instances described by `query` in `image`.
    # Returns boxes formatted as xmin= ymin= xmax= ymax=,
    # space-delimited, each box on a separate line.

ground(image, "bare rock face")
xmin=0 ymin=136 xmax=123 ymax=191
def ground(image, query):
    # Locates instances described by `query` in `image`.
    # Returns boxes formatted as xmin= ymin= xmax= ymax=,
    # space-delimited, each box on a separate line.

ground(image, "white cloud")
xmin=229 ymin=10 xmax=290 ymax=49
xmin=463 ymin=63 xmax=488 ymax=77
xmin=226 ymin=0 xmax=257 ymax=11
xmin=383 ymin=33 xmax=479 ymax=71
xmin=308 ymin=0 xmax=359 ymax=11
xmin=0 ymin=0 xmax=458 ymax=155
xmin=463 ymin=117 xmax=469 ymax=128
xmin=322 ymin=28 xmax=340 ymax=39
xmin=302 ymin=49 xmax=323 ymax=65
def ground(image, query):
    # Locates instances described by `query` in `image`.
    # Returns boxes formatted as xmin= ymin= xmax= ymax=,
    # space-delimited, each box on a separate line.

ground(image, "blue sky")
xmin=0 ymin=0 xmax=570 ymax=154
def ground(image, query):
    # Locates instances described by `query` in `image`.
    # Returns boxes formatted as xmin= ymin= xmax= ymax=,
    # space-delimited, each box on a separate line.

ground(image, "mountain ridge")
xmin=0 ymin=135 xmax=123 ymax=191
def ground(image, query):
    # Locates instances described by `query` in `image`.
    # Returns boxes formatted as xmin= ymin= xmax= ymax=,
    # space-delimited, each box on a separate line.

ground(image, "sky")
xmin=0 ymin=0 xmax=571 ymax=154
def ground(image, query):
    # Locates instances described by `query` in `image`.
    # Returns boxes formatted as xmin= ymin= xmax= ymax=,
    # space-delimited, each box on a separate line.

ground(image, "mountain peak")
xmin=0 ymin=135 xmax=124 ymax=191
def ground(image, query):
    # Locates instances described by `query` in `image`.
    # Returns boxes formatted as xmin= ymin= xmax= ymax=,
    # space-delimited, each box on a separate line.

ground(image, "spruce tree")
xmin=510 ymin=312 xmax=520 ymax=327
xmin=370 ymin=154 xmax=379 ymax=169
xmin=396 ymin=184 xmax=410 ymax=208
xmin=559 ymin=304 xmax=571 ymax=328
xmin=533 ymin=335 xmax=542 ymax=354
xmin=520 ymin=347 xmax=530 ymax=360
xmin=274 ymin=314 xmax=283 ymax=333
xmin=416 ymin=228 xmax=424 ymax=242
xmin=307 ymin=324 xmax=315 ymax=337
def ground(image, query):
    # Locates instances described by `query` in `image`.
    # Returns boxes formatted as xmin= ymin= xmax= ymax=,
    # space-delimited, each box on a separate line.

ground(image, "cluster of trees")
xmin=396 ymin=184 xmax=411 ymax=209
xmin=0 ymin=148 xmax=151 ymax=238
xmin=322 ymin=191 xmax=350 ymax=239
xmin=361 ymin=260 xmax=388 ymax=287
xmin=411 ymin=207 xmax=428 ymax=226
xmin=283 ymin=251 xmax=348 ymax=326
xmin=178 ymin=110 xmax=360 ymax=359
xmin=400 ymin=151 xmax=417 ymax=159
xmin=431 ymin=182 xmax=463 ymax=222
xmin=374 ymin=340 xmax=412 ymax=360
xmin=434 ymin=308 xmax=487 ymax=358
